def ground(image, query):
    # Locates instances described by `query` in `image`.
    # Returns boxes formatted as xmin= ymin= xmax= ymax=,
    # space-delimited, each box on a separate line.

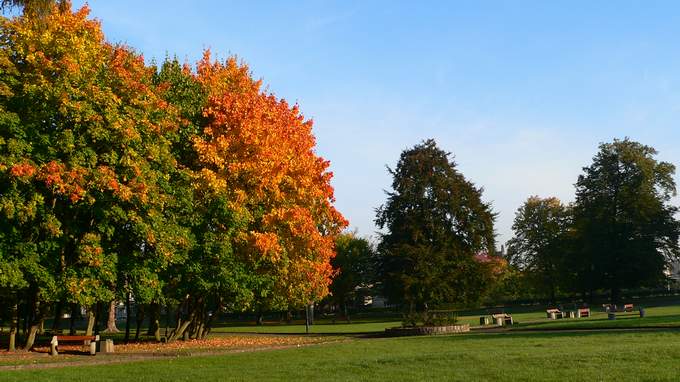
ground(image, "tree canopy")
xmin=0 ymin=2 xmax=346 ymax=350
xmin=506 ymin=196 xmax=571 ymax=303
xmin=571 ymin=138 xmax=680 ymax=302
xmin=375 ymin=139 xmax=497 ymax=311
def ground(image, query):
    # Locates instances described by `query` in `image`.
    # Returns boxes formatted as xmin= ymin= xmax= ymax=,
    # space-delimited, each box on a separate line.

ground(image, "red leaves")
xmin=9 ymin=163 xmax=35 ymax=178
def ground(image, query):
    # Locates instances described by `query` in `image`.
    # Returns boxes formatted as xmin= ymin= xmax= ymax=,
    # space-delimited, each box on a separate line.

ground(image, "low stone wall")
xmin=384 ymin=324 xmax=470 ymax=337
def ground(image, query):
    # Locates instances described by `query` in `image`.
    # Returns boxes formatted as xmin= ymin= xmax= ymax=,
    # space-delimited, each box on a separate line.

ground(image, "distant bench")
xmin=546 ymin=308 xmax=564 ymax=319
xmin=602 ymin=303 xmax=634 ymax=313
xmin=491 ymin=313 xmax=514 ymax=325
xmin=50 ymin=335 xmax=99 ymax=356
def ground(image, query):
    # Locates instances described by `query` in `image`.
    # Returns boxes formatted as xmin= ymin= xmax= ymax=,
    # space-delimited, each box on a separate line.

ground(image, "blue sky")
xmin=72 ymin=1 xmax=680 ymax=244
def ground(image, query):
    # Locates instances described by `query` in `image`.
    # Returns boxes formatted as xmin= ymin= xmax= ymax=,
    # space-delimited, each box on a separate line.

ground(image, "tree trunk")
xmin=256 ymin=311 xmax=264 ymax=326
xmin=24 ymin=323 xmax=40 ymax=351
xmin=199 ymin=297 xmax=221 ymax=339
xmin=147 ymin=303 xmax=160 ymax=342
xmin=8 ymin=302 xmax=18 ymax=352
xmin=134 ymin=304 xmax=145 ymax=341
xmin=52 ymin=301 xmax=63 ymax=334
xmin=124 ymin=292 xmax=131 ymax=343
xmin=167 ymin=298 xmax=197 ymax=342
xmin=69 ymin=303 xmax=78 ymax=335
xmin=94 ymin=302 xmax=102 ymax=335
xmin=85 ymin=304 xmax=96 ymax=336
xmin=164 ymin=302 xmax=171 ymax=339
xmin=24 ymin=301 xmax=47 ymax=350
xmin=104 ymin=300 xmax=120 ymax=333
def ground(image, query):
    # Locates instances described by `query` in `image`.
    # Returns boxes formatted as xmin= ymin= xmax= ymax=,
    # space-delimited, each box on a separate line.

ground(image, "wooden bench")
xmin=50 ymin=335 xmax=99 ymax=356
xmin=492 ymin=313 xmax=513 ymax=325
xmin=577 ymin=308 xmax=590 ymax=318
xmin=603 ymin=304 xmax=634 ymax=313
xmin=546 ymin=308 xmax=564 ymax=319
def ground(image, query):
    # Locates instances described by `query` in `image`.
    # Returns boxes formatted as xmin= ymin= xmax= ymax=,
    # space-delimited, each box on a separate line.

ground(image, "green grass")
xmin=514 ymin=305 xmax=680 ymax=330
xmin=6 ymin=330 xmax=680 ymax=381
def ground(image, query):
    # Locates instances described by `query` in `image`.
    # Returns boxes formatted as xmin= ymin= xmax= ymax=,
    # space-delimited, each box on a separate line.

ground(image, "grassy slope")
xmin=5 ymin=330 xmax=680 ymax=381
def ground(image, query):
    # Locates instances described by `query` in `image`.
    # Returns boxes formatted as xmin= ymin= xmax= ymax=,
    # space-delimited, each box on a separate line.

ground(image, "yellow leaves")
xmin=77 ymin=232 xmax=104 ymax=267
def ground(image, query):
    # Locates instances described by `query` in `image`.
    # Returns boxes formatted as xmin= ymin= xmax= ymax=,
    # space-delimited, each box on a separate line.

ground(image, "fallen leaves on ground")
xmin=1 ymin=334 xmax=334 ymax=362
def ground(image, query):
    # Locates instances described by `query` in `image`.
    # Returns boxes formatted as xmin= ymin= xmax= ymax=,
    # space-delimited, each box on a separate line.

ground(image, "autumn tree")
xmin=0 ymin=2 xmax=346 ymax=349
xmin=572 ymin=138 xmax=680 ymax=303
xmin=0 ymin=2 xmax=189 ymax=348
xmin=191 ymin=52 xmax=347 ymax=312
xmin=0 ymin=0 xmax=58 ymax=17
xmin=506 ymin=196 xmax=571 ymax=303
xmin=375 ymin=139 xmax=497 ymax=313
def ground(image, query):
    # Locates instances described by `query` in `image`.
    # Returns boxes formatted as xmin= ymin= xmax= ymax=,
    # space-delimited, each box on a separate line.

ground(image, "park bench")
xmin=546 ymin=308 xmax=564 ymax=319
xmin=577 ymin=308 xmax=590 ymax=318
xmin=50 ymin=335 xmax=99 ymax=356
xmin=603 ymin=303 xmax=634 ymax=313
xmin=491 ymin=313 xmax=513 ymax=325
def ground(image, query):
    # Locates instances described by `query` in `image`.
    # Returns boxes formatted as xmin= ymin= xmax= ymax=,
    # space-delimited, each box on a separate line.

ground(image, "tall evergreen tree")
xmin=375 ymin=139 xmax=496 ymax=312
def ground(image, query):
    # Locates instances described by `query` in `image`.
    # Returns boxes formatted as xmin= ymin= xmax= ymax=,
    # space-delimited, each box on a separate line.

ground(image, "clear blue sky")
xmin=73 ymin=1 xmax=680 ymax=245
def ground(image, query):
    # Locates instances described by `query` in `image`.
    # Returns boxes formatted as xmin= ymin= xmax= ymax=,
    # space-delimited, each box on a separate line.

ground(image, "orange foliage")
xmin=192 ymin=51 xmax=347 ymax=305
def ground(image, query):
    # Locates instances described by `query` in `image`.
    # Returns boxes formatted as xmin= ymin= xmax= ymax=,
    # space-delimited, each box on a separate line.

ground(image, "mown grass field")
xmin=5 ymin=330 xmax=680 ymax=381
xmin=211 ymin=302 xmax=680 ymax=334
xmin=3 ymin=299 xmax=680 ymax=380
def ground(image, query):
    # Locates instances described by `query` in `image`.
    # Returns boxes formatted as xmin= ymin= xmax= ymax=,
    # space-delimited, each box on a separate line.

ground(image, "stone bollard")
xmin=608 ymin=312 xmax=616 ymax=320
xmin=100 ymin=339 xmax=115 ymax=354
xmin=639 ymin=308 xmax=646 ymax=318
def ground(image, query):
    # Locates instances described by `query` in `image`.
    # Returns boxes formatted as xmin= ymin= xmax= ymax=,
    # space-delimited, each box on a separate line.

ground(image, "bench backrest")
xmin=55 ymin=335 xmax=97 ymax=341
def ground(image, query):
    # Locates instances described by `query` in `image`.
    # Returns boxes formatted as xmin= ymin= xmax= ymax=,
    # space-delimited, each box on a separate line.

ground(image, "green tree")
xmin=0 ymin=3 xmax=190 ymax=348
xmin=572 ymin=138 xmax=680 ymax=303
xmin=375 ymin=139 xmax=496 ymax=313
xmin=329 ymin=232 xmax=375 ymax=322
xmin=506 ymin=196 xmax=571 ymax=303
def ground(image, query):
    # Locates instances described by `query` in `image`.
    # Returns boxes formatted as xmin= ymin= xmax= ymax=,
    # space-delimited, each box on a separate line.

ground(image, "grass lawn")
xmin=211 ymin=304 xmax=680 ymax=334
xmin=5 ymin=330 xmax=680 ymax=381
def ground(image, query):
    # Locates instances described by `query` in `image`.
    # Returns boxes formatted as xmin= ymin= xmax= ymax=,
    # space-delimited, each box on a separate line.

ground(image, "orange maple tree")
xmin=192 ymin=52 xmax=347 ymax=307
